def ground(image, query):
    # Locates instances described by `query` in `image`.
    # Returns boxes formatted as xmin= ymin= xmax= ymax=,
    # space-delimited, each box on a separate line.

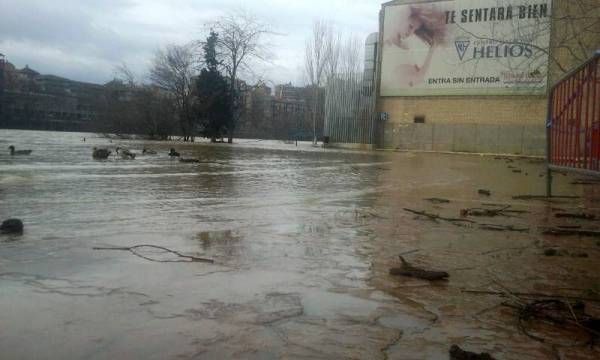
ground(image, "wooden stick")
xmin=403 ymin=208 xmax=475 ymax=223
xmin=94 ymin=245 xmax=214 ymax=264
xmin=543 ymin=228 xmax=600 ymax=237
xmin=461 ymin=289 xmax=600 ymax=303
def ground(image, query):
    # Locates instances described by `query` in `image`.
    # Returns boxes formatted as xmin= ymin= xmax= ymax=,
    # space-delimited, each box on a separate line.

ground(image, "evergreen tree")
xmin=194 ymin=31 xmax=232 ymax=142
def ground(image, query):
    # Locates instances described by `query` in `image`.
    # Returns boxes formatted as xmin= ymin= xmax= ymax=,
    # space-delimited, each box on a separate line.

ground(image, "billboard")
xmin=380 ymin=0 xmax=552 ymax=96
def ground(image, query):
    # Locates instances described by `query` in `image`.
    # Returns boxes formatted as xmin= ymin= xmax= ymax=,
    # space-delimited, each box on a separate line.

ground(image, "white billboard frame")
xmin=379 ymin=0 xmax=553 ymax=97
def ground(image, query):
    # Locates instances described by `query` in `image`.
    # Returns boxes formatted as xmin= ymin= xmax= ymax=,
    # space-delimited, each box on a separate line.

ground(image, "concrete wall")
xmin=328 ymin=142 xmax=375 ymax=151
xmin=376 ymin=0 xmax=600 ymax=155
xmin=385 ymin=122 xmax=546 ymax=155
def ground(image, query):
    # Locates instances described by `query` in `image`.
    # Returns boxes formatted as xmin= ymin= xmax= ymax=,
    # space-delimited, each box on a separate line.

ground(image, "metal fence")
xmin=323 ymin=73 xmax=377 ymax=145
xmin=547 ymin=51 xmax=600 ymax=195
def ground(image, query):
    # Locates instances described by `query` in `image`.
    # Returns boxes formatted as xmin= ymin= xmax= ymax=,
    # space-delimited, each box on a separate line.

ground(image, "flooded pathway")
xmin=1 ymin=130 xmax=599 ymax=359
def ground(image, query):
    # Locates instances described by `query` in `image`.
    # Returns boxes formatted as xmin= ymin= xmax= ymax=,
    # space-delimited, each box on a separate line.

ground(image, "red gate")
xmin=547 ymin=51 xmax=600 ymax=195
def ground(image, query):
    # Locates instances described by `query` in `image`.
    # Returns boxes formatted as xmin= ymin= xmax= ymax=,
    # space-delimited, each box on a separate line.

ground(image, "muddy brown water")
xmin=1 ymin=130 xmax=599 ymax=359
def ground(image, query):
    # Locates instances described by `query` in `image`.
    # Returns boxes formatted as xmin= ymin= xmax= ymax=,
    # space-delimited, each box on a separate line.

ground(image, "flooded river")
xmin=1 ymin=130 xmax=599 ymax=359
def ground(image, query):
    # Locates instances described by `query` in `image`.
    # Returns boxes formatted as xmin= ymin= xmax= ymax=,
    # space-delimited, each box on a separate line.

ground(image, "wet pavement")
xmin=1 ymin=130 xmax=599 ymax=359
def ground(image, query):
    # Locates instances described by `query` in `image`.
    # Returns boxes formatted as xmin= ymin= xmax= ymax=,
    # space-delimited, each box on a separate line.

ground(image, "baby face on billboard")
xmin=386 ymin=9 xmax=424 ymax=49
xmin=383 ymin=4 xmax=449 ymax=88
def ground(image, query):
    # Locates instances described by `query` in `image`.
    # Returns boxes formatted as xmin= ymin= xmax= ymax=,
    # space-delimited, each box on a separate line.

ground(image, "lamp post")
xmin=0 ymin=53 xmax=5 ymax=122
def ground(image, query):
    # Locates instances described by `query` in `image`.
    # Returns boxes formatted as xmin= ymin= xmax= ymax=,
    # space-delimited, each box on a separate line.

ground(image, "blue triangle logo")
xmin=455 ymin=40 xmax=470 ymax=61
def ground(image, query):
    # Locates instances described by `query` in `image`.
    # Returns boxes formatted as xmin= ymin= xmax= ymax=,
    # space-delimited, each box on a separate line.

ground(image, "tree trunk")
xmin=312 ymin=87 xmax=318 ymax=145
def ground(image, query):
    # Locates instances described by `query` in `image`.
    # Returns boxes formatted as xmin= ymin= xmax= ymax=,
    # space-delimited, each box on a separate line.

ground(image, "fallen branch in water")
xmin=507 ymin=299 xmax=600 ymax=346
xmin=461 ymin=205 xmax=514 ymax=218
xmin=461 ymin=289 xmax=600 ymax=303
xmin=479 ymin=224 xmax=529 ymax=232
xmin=403 ymin=208 xmax=475 ymax=224
xmin=513 ymin=195 xmax=580 ymax=201
xmin=555 ymin=213 xmax=596 ymax=220
xmin=390 ymin=256 xmax=449 ymax=281
xmin=480 ymin=204 xmax=529 ymax=214
xmin=543 ymin=228 xmax=600 ymax=237
xmin=466 ymin=278 xmax=600 ymax=347
xmin=424 ymin=198 xmax=451 ymax=204
xmin=93 ymin=245 xmax=214 ymax=264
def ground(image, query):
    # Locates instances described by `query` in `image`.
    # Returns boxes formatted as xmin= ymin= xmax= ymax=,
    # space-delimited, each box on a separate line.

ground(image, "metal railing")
xmin=547 ymin=51 xmax=600 ymax=195
xmin=323 ymin=73 xmax=377 ymax=145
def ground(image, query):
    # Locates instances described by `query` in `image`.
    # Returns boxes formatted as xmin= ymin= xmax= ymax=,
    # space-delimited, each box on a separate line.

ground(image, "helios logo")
xmin=454 ymin=38 xmax=471 ymax=61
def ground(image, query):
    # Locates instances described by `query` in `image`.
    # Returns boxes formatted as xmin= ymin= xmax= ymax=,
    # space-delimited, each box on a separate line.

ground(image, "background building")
xmin=0 ymin=59 xmax=104 ymax=131
xmin=236 ymin=82 xmax=322 ymax=141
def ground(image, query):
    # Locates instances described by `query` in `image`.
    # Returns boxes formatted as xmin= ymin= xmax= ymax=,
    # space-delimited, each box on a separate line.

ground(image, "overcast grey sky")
xmin=0 ymin=0 xmax=381 ymax=86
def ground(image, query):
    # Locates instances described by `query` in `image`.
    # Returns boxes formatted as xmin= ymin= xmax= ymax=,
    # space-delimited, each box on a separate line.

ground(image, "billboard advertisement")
xmin=380 ymin=0 xmax=552 ymax=96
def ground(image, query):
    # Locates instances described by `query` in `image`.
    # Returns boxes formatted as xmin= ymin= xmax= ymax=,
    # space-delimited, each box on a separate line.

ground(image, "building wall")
xmin=376 ymin=0 xmax=600 ymax=155
xmin=379 ymin=95 xmax=547 ymax=155
xmin=0 ymin=63 xmax=104 ymax=131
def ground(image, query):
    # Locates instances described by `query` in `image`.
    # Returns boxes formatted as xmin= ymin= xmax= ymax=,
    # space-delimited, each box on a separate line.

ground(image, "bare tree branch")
xmin=149 ymin=43 xmax=199 ymax=140
xmin=205 ymin=9 xmax=273 ymax=143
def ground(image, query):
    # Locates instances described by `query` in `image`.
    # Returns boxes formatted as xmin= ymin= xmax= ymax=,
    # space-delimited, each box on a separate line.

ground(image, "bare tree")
xmin=98 ymin=63 xmax=176 ymax=139
xmin=149 ymin=43 xmax=198 ymax=141
xmin=114 ymin=62 xmax=137 ymax=87
xmin=548 ymin=0 xmax=600 ymax=77
xmin=304 ymin=20 xmax=330 ymax=144
xmin=323 ymin=23 xmax=342 ymax=82
xmin=339 ymin=35 xmax=363 ymax=77
xmin=208 ymin=10 xmax=272 ymax=143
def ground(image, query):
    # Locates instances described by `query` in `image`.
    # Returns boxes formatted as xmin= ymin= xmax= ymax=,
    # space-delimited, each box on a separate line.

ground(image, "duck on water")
xmin=8 ymin=146 xmax=32 ymax=156
xmin=116 ymin=147 xmax=136 ymax=159
xmin=92 ymin=147 xmax=111 ymax=159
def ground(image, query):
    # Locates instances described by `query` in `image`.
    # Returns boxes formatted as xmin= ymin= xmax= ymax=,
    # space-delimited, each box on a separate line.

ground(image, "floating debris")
xmin=449 ymin=345 xmax=495 ymax=360
xmin=513 ymin=195 xmax=580 ymax=201
xmin=461 ymin=206 xmax=515 ymax=218
xmin=389 ymin=256 xmax=449 ymax=281
xmin=506 ymin=299 xmax=600 ymax=346
xmin=1 ymin=219 xmax=23 ymax=234
xmin=543 ymin=228 xmax=600 ymax=237
xmin=479 ymin=224 xmax=529 ymax=232
xmin=478 ymin=189 xmax=491 ymax=196
xmin=424 ymin=198 xmax=451 ymax=204
xmin=555 ymin=213 xmax=596 ymax=220
xmin=403 ymin=208 xmax=475 ymax=225
xmin=544 ymin=249 xmax=558 ymax=257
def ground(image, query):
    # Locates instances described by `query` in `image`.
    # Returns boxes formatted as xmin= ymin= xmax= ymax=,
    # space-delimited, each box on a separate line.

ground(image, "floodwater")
xmin=1 ymin=129 xmax=599 ymax=359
